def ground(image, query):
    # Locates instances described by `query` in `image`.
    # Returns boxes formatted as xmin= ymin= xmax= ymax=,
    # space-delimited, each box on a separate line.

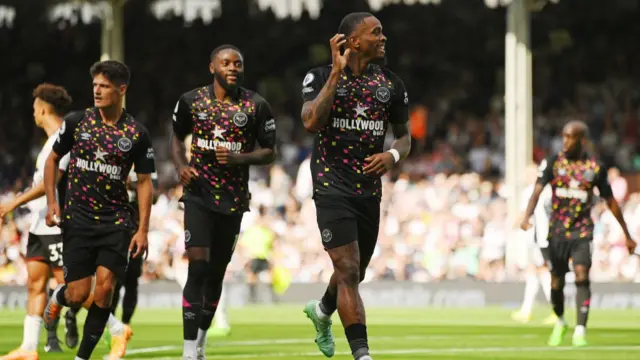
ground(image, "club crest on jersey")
xmin=117 ymin=137 xmax=133 ymax=152
xmin=376 ymin=87 xmax=391 ymax=103
xmin=233 ymin=112 xmax=248 ymax=127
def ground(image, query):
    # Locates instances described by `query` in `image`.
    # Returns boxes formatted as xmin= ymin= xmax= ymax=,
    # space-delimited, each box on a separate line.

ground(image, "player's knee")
xmin=550 ymin=275 xmax=565 ymax=290
xmin=574 ymin=279 xmax=590 ymax=288
xmin=336 ymin=263 xmax=360 ymax=287
xmin=187 ymin=260 xmax=209 ymax=287
xmin=27 ymin=272 xmax=47 ymax=296
xmin=66 ymin=284 xmax=91 ymax=306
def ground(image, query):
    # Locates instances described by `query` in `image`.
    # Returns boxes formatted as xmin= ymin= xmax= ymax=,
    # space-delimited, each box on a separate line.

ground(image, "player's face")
xmin=561 ymin=125 xmax=582 ymax=156
xmin=33 ymin=98 xmax=45 ymax=127
xmin=210 ymin=49 xmax=244 ymax=91
xmin=352 ymin=16 xmax=386 ymax=60
xmin=93 ymin=73 xmax=126 ymax=109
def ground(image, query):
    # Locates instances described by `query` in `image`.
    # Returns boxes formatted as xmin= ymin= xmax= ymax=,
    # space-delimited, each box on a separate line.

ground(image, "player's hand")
xmin=625 ymin=236 xmax=637 ymax=255
xmin=0 ymin=201 xmax=17 ymax=218
xmin=129 ymin=231 xmax=148 ymax=259
xmin=519 ymin=219 xmax=532 ymax=231
xmin=215 ymin=146 xmax=237 ymax=165
xmin=330 ymin=34 xmax=351 ymax=71
xmin=364 ymin=152 xmax=394 ymax=176
xmin=45 ymin=203 xmax=61 ymax=227
xmin=178 ymin=165 xmax=198 ymax=185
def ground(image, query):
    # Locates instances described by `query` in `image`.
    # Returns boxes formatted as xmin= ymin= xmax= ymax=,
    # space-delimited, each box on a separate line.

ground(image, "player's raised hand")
xmin=330 ymin=34 xmax=351 ymax=71
xmin=364 ymin=152 xmax=394 ymax=176
xmin=178 ymin=165 xmax=198 ymax=185
xmin=45 ymin=203 xmax=61 ymax=227
xmin=129 ymin=231 xmax=148 ymax=259
xmin=0 ymin=201 xmax=17 ymax=218
xmin=215 ymin=146 xmax=237 ymax=165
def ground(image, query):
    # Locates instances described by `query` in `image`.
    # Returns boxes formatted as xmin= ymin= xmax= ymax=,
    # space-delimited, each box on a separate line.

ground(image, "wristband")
xmin=387 ymin=149 xmax=400 ymax=163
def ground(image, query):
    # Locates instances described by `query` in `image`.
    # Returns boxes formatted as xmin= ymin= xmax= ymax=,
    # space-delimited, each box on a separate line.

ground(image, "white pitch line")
xmin=127 ymin=345 xmax=640 ymax=359
xmin=121 ymin=333 xmax=540 ymax=356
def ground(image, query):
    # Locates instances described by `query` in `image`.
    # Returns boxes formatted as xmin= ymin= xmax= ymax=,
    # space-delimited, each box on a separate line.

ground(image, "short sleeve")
xmin=389 ymin=75 xmax=409 ymax=124
xmin=595 ymin=162 xmax=613 ymax=198
xmin=132 ymin=127 xmax=156 ymax=174
xmin=301 ymin=68 xmax=327 ymax=102
xmin=172 ymin=95 xmax=193 ymax=141
xmin=255 ymin=98 xmax=276 ymax=149
xmin=58 ymin=154 xmax=70 ymax=172
xmin=536 ymin=156 xmax=555 ymax=186
xmin=52 ymin=111 xmax=82 ymax=157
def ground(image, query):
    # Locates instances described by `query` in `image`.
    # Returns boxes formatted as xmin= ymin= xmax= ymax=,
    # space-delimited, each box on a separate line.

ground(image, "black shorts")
xmin=314 ymin=195 xmax=380 ymax=252
xmin=183 ymin=202 xmax=243 ymax=264
xmin=126 ymin=254 xmax=143 ymax=279
xmin=26 ymin=233 xmax=64 ymax=267
xmin=547 ymin=237 xmax=592 ymax=276
xmin=62 ymin=229 xmax=131 ymax=283
xmin=250 ymin=258 xmax=269 ymax=274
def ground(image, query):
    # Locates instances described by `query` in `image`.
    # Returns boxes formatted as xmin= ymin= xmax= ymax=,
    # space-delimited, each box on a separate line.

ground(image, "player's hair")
xmin=89 ymin=60 xmax=130 ymax=86
xmin=32 ymin=83 xmax=73 ymax=116
xmin=210 ymin=44 xmax=244 ymax=62
xmin=338 ymin=12 xmax=375 ymax=36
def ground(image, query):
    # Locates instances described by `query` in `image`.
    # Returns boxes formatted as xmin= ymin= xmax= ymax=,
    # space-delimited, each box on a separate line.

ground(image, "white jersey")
xmin=28 ymin=130 xmax=70 ymax=235
xmin=521 ymin=183 xmax=553 ymax=247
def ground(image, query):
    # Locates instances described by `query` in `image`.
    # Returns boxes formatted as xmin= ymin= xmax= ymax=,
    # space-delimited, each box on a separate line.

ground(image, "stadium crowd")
xmin=1 ymin=0 xmax=640 ymax=285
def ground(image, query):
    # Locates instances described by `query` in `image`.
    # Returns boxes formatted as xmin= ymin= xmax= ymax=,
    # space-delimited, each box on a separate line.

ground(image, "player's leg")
xmin=196 ymin=213 xmax=241 ymax=353
xmin=182 ymin=203 xmax=214 ymax=359
xmin=120 ymin=256 xmax=142 ymax=325
xmin=210 ymin=284 xmax=230 ymax=335
xmin=91 ymin=231 xmax=134 ymax=360
xmin=546 ymin=238 xmax=570 ymax=346
xmin=571 ymin=240 xmax=592 ymax=347
xmin=110 ymin=280 xmax=122 ymax=316
xmin=537 ymin=247 xmax=556 ymax=324
xmin=246 ymin=259 xmax=260 ymax=303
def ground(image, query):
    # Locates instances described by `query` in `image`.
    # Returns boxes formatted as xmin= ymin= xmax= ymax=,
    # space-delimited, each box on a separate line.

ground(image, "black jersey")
xmin=172 ymin=85 xmax=276 ymax=214
xmin=537 ymin=152 xmax=612 ymax=240
xmin=52 ymin=108 xmax=156 ymax=235
xmin=301 ymin=64 xmax=409 ymax=199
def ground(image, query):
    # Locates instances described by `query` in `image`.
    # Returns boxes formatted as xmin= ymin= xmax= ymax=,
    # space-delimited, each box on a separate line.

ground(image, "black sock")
xmin=121 ymin=284 xmax=138 ymax=324
xmin=47 ymin=289 xmax=59 ymax=338
xmin=576 ymin=281 xmax=591 ymax=327
xmin=77 ymin=303 xmax=111 ymax=359
xmin=55 ymin=285 xmax=69 ymax=307
xmin=345 ymin=323 xmax=369 ymax=359
xmin=67 ymin=306 xmax=81 ymax=317
xmin=199 ymin=301 xmax=218 ymax=332
xmin=183 ymin=260 xmax=207 ymax=340
xmin=550 ymin=287 xmax=564 ymax=319
xmin=320 ymin=287 xmax=337 ymax=315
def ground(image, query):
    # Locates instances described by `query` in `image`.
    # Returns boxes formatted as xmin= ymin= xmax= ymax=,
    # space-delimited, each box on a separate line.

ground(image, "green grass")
xmin=1 ymin=306 xmax=640 ymax=359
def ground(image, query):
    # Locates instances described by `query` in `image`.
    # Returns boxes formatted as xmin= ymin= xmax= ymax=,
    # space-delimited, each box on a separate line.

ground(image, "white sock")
xmin=315 ymin=302 xmax=330 ymax=321
xmin=214 ymin=287 xmax=229 ymax=328
xmin=574 ymin=325 xmax=586 ymax=337
xmin=196 ymin=328 xmax=207 ymax=348
xmin=183 ymin=340 xmax=197 ymax=357
xmin=107 ymin=314 xmax=124 ymax=336
xmin=520 ymin=274 xmax=539 ymax=315
xmin=75 ymin=357 xmax=87 ymax=360
xmin=556 ymin=316 xmax=566 ymax=326
xmin=20 ymin=315 xmax=43 ymax=351
xmin=539 ymin=271 xmax=552 ymax=302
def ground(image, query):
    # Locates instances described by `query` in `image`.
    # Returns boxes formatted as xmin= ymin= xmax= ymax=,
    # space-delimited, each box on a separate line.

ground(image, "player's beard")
xmin=214 ymin=72 xmax=243 ymax=92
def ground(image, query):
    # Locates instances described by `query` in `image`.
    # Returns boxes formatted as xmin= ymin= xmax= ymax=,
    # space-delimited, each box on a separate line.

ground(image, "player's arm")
xmin=596 ymin=164 xmax=635 ymax=251
xmin=300 ymin=68 xmax=339 ymax=133
xmin=521 ymin=157 xmax=554 ymax=230
xmin=45 ymin=114 xmax=79 ymax=226
xmin=0 ymin=166 xmax=67 ymax=217
xmin=170 ymin=95 xmax=198 ymax=184
xmin=130 ymin=128 xmax=156 ymax=258
xmin=218 ymin=99 xmax=276 ymax=165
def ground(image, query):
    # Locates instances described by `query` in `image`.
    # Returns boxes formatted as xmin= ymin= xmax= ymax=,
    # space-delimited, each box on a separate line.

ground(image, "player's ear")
xmin=209 ymin=61 xmax=215 ymax=75
xmin=119 ymin=84 xmax=127 ymax=96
